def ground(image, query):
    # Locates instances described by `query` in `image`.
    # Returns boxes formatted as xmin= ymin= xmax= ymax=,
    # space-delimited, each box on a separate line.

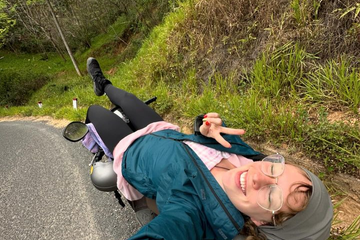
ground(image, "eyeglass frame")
xmin=256 ymin=154 xmax=285 ymax=226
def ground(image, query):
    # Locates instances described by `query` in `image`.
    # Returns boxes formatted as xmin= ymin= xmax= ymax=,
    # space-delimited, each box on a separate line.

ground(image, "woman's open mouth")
xmin=239 ymin=171 xmax=247 ymax=196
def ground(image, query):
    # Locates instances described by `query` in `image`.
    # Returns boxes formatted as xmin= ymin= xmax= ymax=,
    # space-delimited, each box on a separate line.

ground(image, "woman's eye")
xmin=268 ymin=189 xmax=273 ymax=208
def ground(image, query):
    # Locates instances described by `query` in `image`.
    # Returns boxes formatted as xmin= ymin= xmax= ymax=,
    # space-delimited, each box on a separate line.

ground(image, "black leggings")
xmin=85 ymin=84 xmax=163 ymax=153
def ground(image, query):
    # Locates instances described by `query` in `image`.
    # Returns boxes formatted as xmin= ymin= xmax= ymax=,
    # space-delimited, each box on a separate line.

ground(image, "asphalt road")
xmin=0 ymin=120 xmax=140 ymax=240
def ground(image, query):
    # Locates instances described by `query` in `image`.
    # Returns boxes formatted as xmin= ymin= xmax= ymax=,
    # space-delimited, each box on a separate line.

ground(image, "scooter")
xmin=62 ymin=97 xmax=157 ymax=210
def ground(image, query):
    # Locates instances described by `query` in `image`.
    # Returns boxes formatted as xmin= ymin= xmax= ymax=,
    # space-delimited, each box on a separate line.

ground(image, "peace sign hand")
xmin=200 ymin=113 xmax=245 ymax=148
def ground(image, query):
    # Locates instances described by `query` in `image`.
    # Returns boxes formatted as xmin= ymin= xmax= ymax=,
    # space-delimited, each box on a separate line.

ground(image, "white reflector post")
xmin=73 ymin=98 xmax=77 ymax=109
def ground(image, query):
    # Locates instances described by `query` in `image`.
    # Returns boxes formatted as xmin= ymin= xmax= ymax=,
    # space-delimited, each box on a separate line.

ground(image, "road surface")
xmin=0 ymin=120 xmax=140 ymax=240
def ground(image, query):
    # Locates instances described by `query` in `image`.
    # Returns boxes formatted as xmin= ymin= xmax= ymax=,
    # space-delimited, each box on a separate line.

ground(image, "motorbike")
xmin=63 ymin=104 xmax=256 ymax=240
xmin=62 ymin=97 xmax=157 ymax=211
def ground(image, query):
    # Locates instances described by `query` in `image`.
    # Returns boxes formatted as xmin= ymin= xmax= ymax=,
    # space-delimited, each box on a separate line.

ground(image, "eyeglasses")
xmin=256 ymin=154 xmax=285 ymax=226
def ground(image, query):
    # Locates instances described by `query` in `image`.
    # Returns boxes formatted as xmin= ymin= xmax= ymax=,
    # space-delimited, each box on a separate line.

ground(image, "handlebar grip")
xmin=144 ymin=96 xmax=157 ymax=105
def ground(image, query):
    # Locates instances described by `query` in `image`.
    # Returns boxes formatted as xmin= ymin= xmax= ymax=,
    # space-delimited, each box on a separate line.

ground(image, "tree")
xmin=0 ymin=0 xmax=16 ymax=48
xmin=45 ymin=0 xmax=81 ymax=76
xmin=1 ymin=0 xmax=173 ymax=55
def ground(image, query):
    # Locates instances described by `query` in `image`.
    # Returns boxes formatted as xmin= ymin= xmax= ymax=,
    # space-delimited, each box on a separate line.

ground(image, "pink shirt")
xmin=183 ymin=141 xmax=253 ymax=170
xmin=113 ymin=121 xmax=253 ymax=200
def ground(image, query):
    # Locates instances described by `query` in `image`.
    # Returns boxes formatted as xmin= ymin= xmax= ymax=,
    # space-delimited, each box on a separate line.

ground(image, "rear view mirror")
xmin=63 ymin=121 xmax=88 ymax=142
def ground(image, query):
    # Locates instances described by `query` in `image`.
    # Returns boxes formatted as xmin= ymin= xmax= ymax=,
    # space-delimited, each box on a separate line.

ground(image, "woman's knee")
xmin=88 ymin=104 xmax=107 ymax=114
xmin=86 ymin=105 xmax=108 ymax=121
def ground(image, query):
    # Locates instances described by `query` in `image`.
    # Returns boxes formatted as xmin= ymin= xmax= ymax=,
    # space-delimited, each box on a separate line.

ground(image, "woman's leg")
xmin=86 ymin=104 xmax=157 ymax=225
xmin=104 ymin=84 xmax=163 ymax=130
xmin=85 ymin=105 xmax=133 ymax=153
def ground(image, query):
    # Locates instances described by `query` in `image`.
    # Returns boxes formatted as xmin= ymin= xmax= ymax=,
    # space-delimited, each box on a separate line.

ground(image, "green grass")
xmin=77 ymin=15 xmax=131 ymax=64
xmin=0 ymin=51 xmax=71 ymax=106
xmin=1 ymin=3 xmax=359 ymax=172
xmin=303 ymin=59 xmax=360 ymax=113
xmin=331 ymin=204 xmax=360 ymax=240
xmin=1 ymin=1 xmax=360 ymax=238
xmin=0 ymin=51 xmax=70 ymax=74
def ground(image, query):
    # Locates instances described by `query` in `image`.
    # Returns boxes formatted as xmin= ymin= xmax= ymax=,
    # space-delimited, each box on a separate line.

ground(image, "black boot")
xmin=86 ymin=57 xmax=112 ymax=96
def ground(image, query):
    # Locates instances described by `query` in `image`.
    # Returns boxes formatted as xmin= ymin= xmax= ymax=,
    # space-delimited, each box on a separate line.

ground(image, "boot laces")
xmin=93 ymin=72 xmax=105 ymax=83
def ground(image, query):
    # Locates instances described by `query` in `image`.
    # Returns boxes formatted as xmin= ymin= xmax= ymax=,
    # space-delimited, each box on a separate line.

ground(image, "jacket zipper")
xmin=181 ymin=142 xmax=242 ymax=233
xmin=149 ymin=133 xmax=242 ymax=233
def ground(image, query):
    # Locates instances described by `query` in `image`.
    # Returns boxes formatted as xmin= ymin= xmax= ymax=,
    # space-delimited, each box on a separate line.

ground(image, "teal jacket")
xmin=122 ymin=129 xmax=264 ymax=240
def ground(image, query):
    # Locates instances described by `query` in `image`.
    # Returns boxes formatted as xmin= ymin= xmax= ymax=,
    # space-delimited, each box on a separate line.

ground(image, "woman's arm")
xmin=128 ymin=198 xmax=205 ymax=240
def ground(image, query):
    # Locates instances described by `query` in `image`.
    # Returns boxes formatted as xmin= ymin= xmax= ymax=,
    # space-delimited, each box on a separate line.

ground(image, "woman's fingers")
xmin=203 ymin=115 xmax=246 ymax=136
xmin=213 ymin=134 xmax=231 ymax=148
xmin=199 ymin=123 xmax=210 ymax=136
xmin=204 ymin=112 xmax=220 ymax=118
xmin=212 ymin=127 xmax=245 ymax=148
xmin=219 ymin=126 xmax=246 ymax=136
xmin=203 ymin=118 xmax=222 ymax=126
xmin=201 ymin=113 xmax=246 ymax=148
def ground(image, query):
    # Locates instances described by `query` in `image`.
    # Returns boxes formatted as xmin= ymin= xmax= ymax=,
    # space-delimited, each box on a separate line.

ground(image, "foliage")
xmin=303 ymin=111 xmax=360 ymax=174
xmin=0 ymin=70 xmax=49 ymax=105
xmin=1 ymin=1 xmax=360 ymax=238
xmin=1 ymin=0 xmax=179 ymax=55
xmin=1 ymin=0 xmax=126 ymax=53
xmin=302 ymin=59 xmax=360 ymax=113
xmin=0 ymin=0 xmax=16 ymax=47
xmin=336 ymin=2 xmax=360 ymax=20
xmin=248 ymin=42 xmax=317 ymax=99
xmin=331 ymin=208 xmax=360 ymax=239
xmin=0 ymin=51 xmax=69 ymax=105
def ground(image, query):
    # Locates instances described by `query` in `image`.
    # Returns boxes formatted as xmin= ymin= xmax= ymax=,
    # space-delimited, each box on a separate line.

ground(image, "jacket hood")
xmin=259 ymin=168 xmax=333 ymax=240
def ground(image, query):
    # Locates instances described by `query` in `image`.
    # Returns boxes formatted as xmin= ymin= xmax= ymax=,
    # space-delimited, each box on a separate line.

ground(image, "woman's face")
xmin=221 ymin=162 xmax=311 ymax=225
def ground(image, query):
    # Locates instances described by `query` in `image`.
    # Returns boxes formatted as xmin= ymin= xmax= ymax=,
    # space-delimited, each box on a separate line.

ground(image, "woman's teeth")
xmin=240 ymin=172 xmax=247 ymax=195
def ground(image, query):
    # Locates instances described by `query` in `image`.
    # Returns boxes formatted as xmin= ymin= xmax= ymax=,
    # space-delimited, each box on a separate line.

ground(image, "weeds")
xmin=0 ymin=51 xmax=68 ymax=106
xmin=331 ymin=204 xmax=360 ymax=240
xmin=302 ymin=59 xmax=360 ymax=113
xmin=249 ymin=42 xmax=316 ymax=99
xmin=336 ymin=3 xmax=360 ymax=20
xmin=291 ymin=0 xmax=308 ymax=26
xmin=1 ymin=1 xmax=360 ymax=238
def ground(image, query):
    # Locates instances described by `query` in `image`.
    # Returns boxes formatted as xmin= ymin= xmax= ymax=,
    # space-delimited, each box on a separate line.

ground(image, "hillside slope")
xmin=1 ymin=0 xmax=360 ymax=238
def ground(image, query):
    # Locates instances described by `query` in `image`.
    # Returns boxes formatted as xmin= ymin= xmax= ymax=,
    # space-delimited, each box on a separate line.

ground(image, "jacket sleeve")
xmin=128 ymin=197 xmax=205 ymax=240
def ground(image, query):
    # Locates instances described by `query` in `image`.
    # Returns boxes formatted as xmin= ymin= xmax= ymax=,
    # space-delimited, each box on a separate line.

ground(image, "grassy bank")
xmin=1 ymin=0 xmax=359 ymax=238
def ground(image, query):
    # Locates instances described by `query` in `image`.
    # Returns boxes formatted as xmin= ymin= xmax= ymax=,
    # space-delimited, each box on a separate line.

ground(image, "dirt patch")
xmin=106 ymin=67 xmax=117 ymax=75
xmin=0 ymin=116 xmax=70 ymax=129
xmin=327 ymin=111 xmax=360 ymax=125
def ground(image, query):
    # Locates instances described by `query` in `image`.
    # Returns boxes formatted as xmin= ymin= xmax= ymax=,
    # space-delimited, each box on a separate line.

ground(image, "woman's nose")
xmin=252 ymin=171 xmax=276 ymax=190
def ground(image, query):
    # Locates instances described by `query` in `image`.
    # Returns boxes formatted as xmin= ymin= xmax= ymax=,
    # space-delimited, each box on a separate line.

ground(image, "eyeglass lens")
xmin=257 ymin=154 xmax=285 ymax=212
xmin=257 ymin=185 xmax=283 ymax=211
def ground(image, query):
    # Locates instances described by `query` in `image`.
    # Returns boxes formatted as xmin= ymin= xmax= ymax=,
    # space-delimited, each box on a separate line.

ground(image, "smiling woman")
xmin=218 ymin=159 xmax=315 ymax=239
xmin=71 ymin=57 xmax=333 ymax=240
xmin=220 ymin=158 xmax=311 ymax=225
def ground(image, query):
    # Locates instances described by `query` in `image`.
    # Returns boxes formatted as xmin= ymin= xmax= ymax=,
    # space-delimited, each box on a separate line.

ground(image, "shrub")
xmin=0 ymin=71 xmax=50 ymax=106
